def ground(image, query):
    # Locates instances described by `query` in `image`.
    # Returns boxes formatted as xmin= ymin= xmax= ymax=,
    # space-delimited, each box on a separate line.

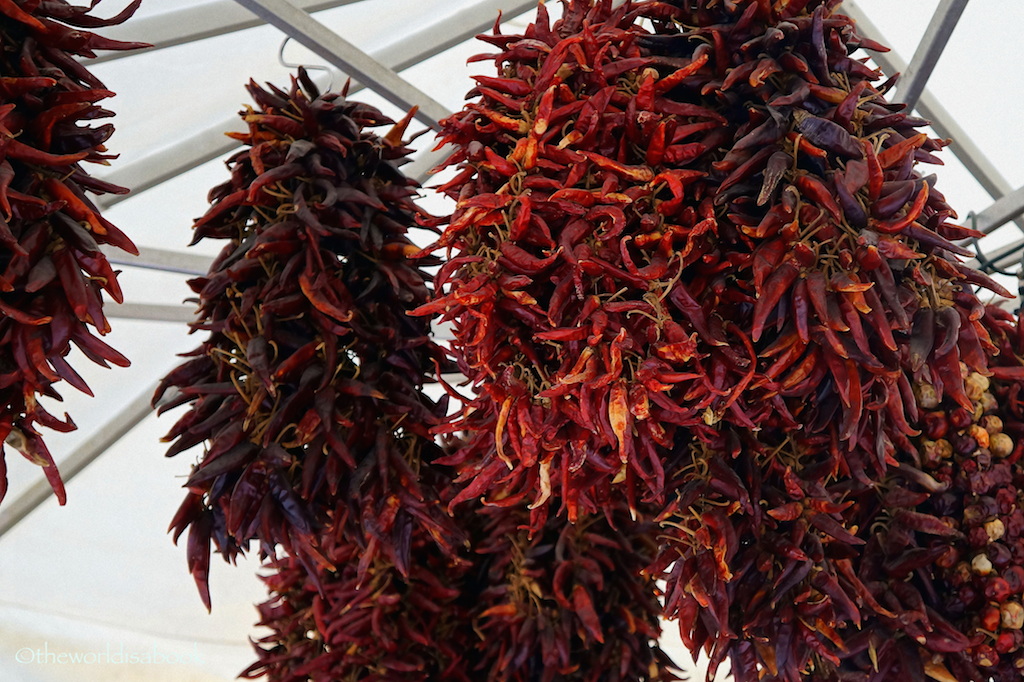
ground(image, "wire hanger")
xmin=966 ymin=211 xmax=1018 ymax=278
xmin=278 ymin=35 xmax=335 ymax=94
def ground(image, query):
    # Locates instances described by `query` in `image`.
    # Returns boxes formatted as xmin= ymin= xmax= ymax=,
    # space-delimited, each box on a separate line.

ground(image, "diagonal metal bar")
xmin=95 ymin=124 xmax=236 ymax=211
xmin=91 ymin=0 xmax=364 ymax=64
xmin=959 ymin=188 xmax=1024 ymax=272
xmin=100 ymin=304 xmax=466 ymax=338
xmin=95 ymin=0 xmax=537 ymax=210
xmin=108 ymin=303 xmax=197 ymax=323
xmin=895 ymin=0 xmax=968 ymax=110
xmin=843 ymin=2 xmax=1024 ymax=235
xmin=102 ymin=246 xmax=214 ymax=277
xmin=233 ymin=0 xmax=450 ymax=129
xmin=970 ymin=186 xmax=1024 ymax=236
xmin=0 ymin=384 xmax=158 ymax=539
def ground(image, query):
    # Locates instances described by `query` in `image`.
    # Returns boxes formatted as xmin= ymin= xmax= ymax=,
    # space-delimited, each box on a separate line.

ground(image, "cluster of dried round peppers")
xmin=156 ymin=1 xmax=1024 ymax=681
xmin=0 ymin=0 xmax=143 ymax=504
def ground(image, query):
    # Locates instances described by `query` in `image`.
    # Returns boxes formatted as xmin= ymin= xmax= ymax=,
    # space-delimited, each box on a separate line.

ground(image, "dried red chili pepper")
xmin=0 ymin=0 xmax=143 ymax=506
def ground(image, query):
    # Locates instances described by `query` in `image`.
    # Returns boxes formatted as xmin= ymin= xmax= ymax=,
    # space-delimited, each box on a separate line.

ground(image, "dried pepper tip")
xmin=0 ymin=0 xmax=143 ymax=506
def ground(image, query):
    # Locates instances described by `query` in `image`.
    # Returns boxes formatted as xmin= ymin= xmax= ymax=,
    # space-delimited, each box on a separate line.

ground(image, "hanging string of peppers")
xmin=153 ymin=69 xmax=462 ymax=628
xmin=0 ymin=0 xmax=144 ymax=504
xmin=420 ymin=3 xmax=699 ymax=677
xmin=425 ymin=0 xmax=1024 ymax=680
xmin=631 ymin=1 xmax=1024 ymax=680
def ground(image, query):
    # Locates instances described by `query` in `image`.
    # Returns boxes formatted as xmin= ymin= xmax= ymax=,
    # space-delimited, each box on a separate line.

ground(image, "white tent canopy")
xmin=1 ymin=1 xmax=1023 ymax=679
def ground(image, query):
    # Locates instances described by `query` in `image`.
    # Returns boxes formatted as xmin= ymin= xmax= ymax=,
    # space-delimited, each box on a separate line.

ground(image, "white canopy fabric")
xmin=0 ymin=1 xmax=1021 ymax=680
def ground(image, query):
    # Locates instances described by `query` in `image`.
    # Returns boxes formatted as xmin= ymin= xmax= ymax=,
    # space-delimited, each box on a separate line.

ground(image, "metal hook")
xmin=1019 ymin=246 xmax=1024 ymax=314
xmin=967 ymin=211 xmax=1019 ymax=278
xmin=278 ymin=35 xmax=334 ymax=93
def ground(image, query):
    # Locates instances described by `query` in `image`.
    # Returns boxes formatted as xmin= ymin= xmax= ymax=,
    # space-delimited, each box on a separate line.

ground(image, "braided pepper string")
xmin=633 ymin=1 xmax=1024 ymax=679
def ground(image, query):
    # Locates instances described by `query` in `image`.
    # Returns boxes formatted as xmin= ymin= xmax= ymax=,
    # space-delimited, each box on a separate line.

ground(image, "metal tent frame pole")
xmin=839 ymin=2 xmax=1024 ymax=219
xmin=99 ymin=3 xmax=1024 ymax=285
xmin=971 ymin=186 xmax=1024 ymax=236
xmin=232 ymin=0 xmax=450 ymax=129
xmin=108 ymin=304 xmax=198 ymax=323
xmin=102 ymin=246 xmax=213 ymax=277
xmin=844 ymin=1 xmax=1024 ymax=273
xmin=94 ymin=0 xmax=537 ymax=209
xmin=91 ymin=0 xmax=365 ymax=64
xmin=844 ymin=1 xmax=1013 ymax=209
xmin=894 ymin=0 xmax=969 ymax=110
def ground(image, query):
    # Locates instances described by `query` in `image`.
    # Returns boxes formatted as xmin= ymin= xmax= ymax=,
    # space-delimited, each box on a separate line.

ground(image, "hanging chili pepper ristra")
xmin=416 ymin=1 xmax=712 ymax=677
xmin=0 ymin=0 xmax=145 ymax=504
xmin=627 ymin=0 xmax=1020 ymax=680
xmin=418 ymin=0 xmax=729 ymax=534
xmin=154 ymin=70 xmax=462 ymax=612
xmin=419 ymin=0 xmax=1024 ymax=678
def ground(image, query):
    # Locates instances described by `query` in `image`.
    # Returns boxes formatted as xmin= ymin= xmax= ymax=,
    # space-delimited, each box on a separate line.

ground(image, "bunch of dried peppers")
xmin=159 ymin=0 xmax=1024 ymax=680
xmin=420 ymin=2 xmax=710 ymax=677
xmin=462 ymin=500 xmax=679 ymax=681
xmin=153 ymin=68 xmax=462 ymax=644
xmin=0 ymin=0 xmax=144 ymax=504
xmin=425 ymin=0 xmax=1024 ymax=680
xmin=244 ymin=495 xmax=678 ymax=681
